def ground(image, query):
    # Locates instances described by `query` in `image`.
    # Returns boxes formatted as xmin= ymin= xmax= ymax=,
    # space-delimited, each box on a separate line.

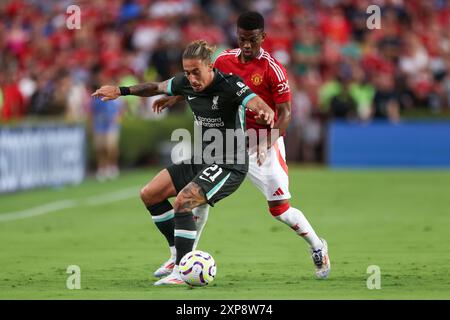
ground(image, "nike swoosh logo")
xmin=188 ymin=96 xmax=196 ymax=100
xmin=198 ymin=176 xmax=211 ymax=183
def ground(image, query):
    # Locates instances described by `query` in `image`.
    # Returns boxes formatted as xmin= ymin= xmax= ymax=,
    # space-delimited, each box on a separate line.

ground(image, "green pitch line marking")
xmin=0 ymin=187 xmax=138 ymax=223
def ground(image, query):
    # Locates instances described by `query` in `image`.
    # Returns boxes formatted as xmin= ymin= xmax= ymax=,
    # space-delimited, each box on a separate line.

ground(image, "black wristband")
xmin=119 ymin=86 xmax=131 ymax=96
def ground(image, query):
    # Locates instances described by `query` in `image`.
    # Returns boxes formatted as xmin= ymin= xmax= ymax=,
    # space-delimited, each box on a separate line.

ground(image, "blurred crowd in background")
xmin=1 ymin=0 xmax=450 ymax=163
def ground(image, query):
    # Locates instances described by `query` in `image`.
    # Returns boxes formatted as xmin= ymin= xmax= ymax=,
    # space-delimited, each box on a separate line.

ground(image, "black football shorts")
xmin=166 ymin=163 xmax=246 ymax=206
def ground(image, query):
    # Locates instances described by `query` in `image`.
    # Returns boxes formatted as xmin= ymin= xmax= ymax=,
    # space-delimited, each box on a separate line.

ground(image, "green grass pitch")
xmin=0 ymin=167 xmax=449 ymax=299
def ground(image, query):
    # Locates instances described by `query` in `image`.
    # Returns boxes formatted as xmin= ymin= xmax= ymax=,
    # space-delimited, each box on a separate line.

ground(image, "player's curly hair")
xmin=237 ymin=11 xmax=265 ymax=31
xmin=182 ymin=40 xmax=216 ymax=64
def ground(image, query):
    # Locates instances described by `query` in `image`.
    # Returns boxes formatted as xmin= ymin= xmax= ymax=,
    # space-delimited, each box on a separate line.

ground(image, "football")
xmin=178 ymin=250 xmax=216 ymax=286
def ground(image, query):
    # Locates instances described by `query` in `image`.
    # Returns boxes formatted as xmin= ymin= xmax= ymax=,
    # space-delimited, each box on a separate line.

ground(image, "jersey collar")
xmin=235 ymin=48 xmax=265 ymax=62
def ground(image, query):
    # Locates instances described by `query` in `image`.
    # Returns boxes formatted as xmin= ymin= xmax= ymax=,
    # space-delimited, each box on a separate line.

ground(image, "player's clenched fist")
xmin=91 ymin=85 xmax=121 ymax=101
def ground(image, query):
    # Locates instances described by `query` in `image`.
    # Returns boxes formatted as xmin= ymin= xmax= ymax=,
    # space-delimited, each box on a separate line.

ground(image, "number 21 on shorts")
xmin=199 ymin=165 xmax=223 ymax=183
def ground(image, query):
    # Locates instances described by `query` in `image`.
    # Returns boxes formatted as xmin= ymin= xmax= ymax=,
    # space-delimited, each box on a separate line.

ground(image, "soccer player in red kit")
xmin=153 ymin=12 xmax=330 ymax=280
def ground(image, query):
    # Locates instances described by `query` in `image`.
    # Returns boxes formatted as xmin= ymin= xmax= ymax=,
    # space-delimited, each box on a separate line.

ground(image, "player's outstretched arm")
xmin=245 ymin=95 xmax=275 ymax=129
xmin=128 ymin=80 xmax=170 ymax=97
xmin=92 ymin=80 xmax=171 ymax=101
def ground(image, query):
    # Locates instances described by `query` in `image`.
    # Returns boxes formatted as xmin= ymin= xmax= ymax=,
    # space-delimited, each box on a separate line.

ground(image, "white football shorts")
xmin=247 ymin=136 xmax=291 ymax=201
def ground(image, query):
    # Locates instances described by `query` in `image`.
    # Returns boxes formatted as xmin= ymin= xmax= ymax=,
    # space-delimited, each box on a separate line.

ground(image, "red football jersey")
xmin=214 ymin=48 xmax=291 ymax=131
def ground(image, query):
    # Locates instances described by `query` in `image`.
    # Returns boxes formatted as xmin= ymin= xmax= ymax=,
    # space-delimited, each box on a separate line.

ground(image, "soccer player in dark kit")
xmin=92 ymin=40 xmax=275 ymax=285
xmin=154 ymin=12 xmax=331 ymax=280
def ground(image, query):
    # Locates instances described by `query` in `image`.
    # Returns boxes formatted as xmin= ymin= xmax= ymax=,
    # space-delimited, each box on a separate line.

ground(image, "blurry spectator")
xmin=5 ymin=16 xmax=29 ymax=57
xmin=119 ymin=0 xmax=142 ymax=24
xmin=100 ymin=31 xmax=124 ymax=75
xmin=89 ymin=74 xmax=124 ymax=181
xmin=250 ymin=0 xmax=274 ymax=16
xmin=28 ymin=70 xmax=68 ymax=116
xmin=0 ymin=72 xmax=26 ymax=121
xmin=319 ymin=75 xmax=342 ymax=113
xmin=341 ymin=35 xmax=362 ymax=61
xmin=319 ymin=6 xmax=351 ymax=45
xmin=0 ymin=84 xmax=3 ymax=116
xmin=287 ymin=78 xmax=323 ymax=163
xmin=377 ymin=10 xmax=402 ymax=63
xmin=52 ymin=70 xmax=73 ymax=116
xmin=445 ymin=72 xmax=450 ymax=109
xmin=373 ymin=72 xmax=401 ymax=123
xmin=183 ymin=13 xmax=226 ymax=45
xmin=205 ymin=0 xmax=235 ymax=29
xmin=18 ymin=73 xmax=37 ymax=103
xmin=149 ymin=0 xmax=193 ymax=19
xmin=424 ymin=20 xmax=449 ymax=113
xmin=28 ymin=72 xmax=55 ymax=116
xmin=399 ymin=33 xmax=431 ymax=108
xmin=346 ymin=0 xmax=371 ymax=42
xmin=132 ymin=18 xmax=165 ymax=52
xmin=263 ymin=2 xmax=294 ymax=65
xmin=348 ymin=66 xmax=375 ymax=121
xmin=329 ymin=78 xmax=357 ymax=120
xmin=66 ymin=79 xmax=89 ymax=123
xmin=292 ymin=26 xmax=321 ymax=76
xmin=150 ymin=38 xmax=182 ymax=80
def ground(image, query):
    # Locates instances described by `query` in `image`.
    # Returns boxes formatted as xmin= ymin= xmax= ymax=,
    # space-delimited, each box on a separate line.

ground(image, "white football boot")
xmin=154 ymin=266 xmax=185 ymax=286
xmin=310 ymin=238 xmax=331 ymax=279
xmin=153 ymin=257 xmax=175 ymax=278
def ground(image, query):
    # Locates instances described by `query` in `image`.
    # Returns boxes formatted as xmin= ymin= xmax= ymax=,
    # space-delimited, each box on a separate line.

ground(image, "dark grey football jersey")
xmin=168 ymin=69 xmax=256 ymax=171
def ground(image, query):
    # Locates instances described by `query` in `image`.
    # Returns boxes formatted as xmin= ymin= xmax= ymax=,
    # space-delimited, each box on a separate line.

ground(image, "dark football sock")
xmin=147 ymin=200 xmax=174 ymax=247
xmin=174 ymin=211 xmax=197 ymax=265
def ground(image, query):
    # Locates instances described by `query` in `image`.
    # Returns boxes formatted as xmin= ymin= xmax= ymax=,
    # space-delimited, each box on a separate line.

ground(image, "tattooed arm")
xmin=91 ymin=80 xmax=170 ymax=101
xmin=129 ymin=80 xmax=170 ymax=97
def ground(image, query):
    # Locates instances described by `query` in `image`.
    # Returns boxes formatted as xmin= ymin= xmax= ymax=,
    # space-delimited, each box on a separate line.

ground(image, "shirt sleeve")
xmin=267 ymin=59 xmax=291 ymax=104
xmin=213 ymin=50 xmax=228 ymax=70
xmin=230 ymin=76 xmax=257 ymax=108
xmin=167 ymin=73 xmax=186 ymax=96
xmin=213 ymin=56 xmax=222 ymax=70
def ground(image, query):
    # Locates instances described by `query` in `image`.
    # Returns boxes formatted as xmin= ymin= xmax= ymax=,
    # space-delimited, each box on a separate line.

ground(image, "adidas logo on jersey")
xmin=272 ymin=187 xmax=284 ymax=196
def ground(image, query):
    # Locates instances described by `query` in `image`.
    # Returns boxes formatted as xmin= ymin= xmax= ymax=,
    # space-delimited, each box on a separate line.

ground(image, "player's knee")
xmin=139 ymin=186 xmax=149 ymax=203
xmin=140 ymin=185 xmax=157 ymax=206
